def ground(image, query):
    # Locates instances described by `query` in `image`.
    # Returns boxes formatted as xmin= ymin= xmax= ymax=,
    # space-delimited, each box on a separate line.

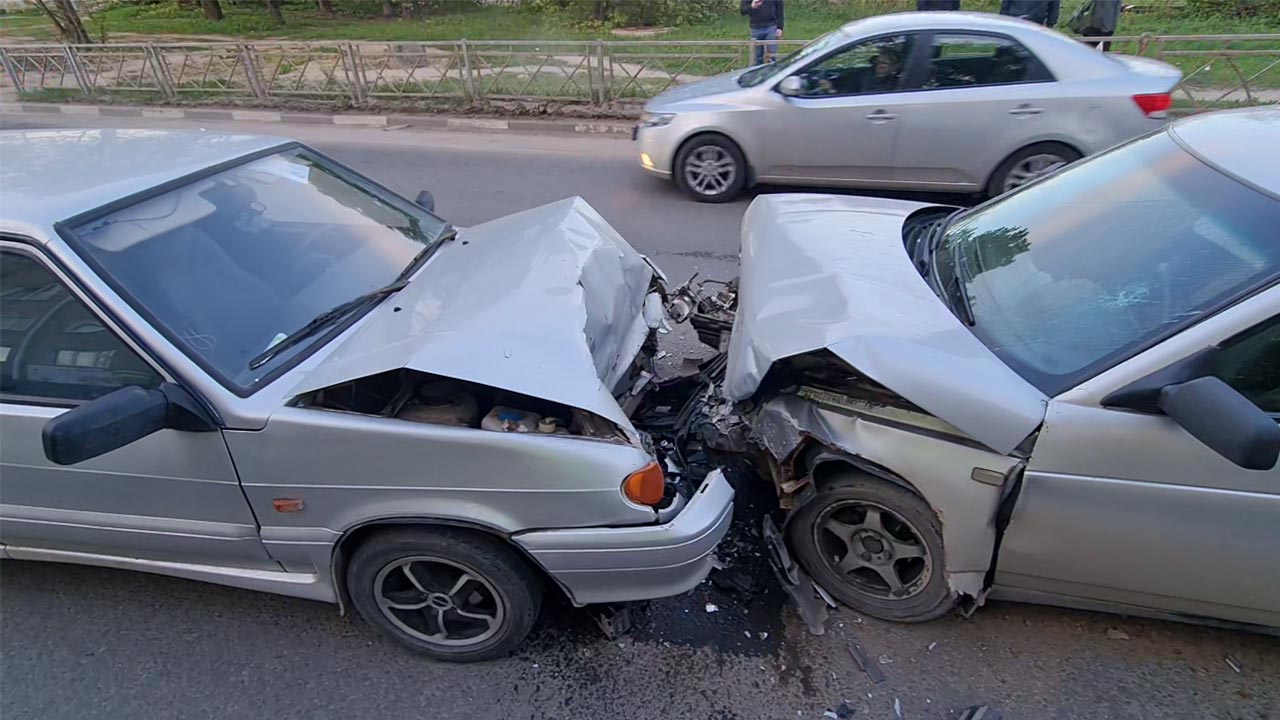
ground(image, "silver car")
xmin=0 ymin=129 xmax=734 ymax=662
xmin=635 ymin=12 xmax=1182 ymax=202
xmin=687 ymin=107 xmax=1279 ymax=630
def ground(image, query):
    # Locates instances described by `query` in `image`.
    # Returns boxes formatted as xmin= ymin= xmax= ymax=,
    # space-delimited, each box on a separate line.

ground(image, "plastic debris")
xmin=759 ymin=632 xmax=769 ymax=640
xmin=705 ymin=603 xmax=719 ymax=613
xmin=958 ymin=705 xmax=1002 ymax=720
xmin=745 ymin=631 xmax=752 ymax=638
xmin=878 ymin=654 xmax=893 ymax=665
xmin=927 ymin=642 xmax=937 ymax=651
xmin=849 ymin=641 xmax=887 ymax=685
xmin=1106 ymin=628 xmax=1131 ymax=640
xmin=1226 ymin=655 xmax=1243 ymax=673
xmin=893 ymin=697 xmax=903 ymax=720
xmin=824 ymin=712 xmax=839 ymax=719
xmin=711 ymin=566 xmax=758 ymax=594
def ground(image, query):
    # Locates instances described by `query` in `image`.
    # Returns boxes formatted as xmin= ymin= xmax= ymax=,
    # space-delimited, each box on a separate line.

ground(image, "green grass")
xmin=2 ymin=0 xmax=1275 ymax=44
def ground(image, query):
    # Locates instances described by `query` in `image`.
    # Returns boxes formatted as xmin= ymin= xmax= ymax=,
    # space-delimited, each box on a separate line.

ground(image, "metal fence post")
xmin=241 ymin=43 xmax=267 ymax=99
xmin=0 ymin=47 xmax=24 ymax=93
xmin=147 ymin=43 xmax=175 ymax=99
xmin=460 ymin=39 xmax=476 ymax=102
xmin=595 ymin=41 xmax=607 ymax=105
xmin=64 ymin=45 xmax=92 ymax=96
xmin=341 ymin=43 xmax=366 ymax=104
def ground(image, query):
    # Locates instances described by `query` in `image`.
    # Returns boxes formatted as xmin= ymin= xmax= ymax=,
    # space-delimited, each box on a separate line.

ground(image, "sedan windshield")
xmin=738 ymin=31 xmax=845 ymax=87
xmin=66 ymin=147 xmax=451 ymax=392
xmin=936 ymin=131 xmax=1280 ymax=396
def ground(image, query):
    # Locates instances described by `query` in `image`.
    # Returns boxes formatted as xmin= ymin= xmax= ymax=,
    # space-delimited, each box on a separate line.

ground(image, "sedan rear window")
xmin=940 ymin=131 xmax=1280 ymax=397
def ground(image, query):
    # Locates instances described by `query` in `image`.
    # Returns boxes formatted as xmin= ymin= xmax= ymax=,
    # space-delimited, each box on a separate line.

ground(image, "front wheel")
xmin=788 ymin=474 xmax=955 ymax=622
xmin=987 ymin=142 xmax=1081 ymax=196
xmin=674 ymin=135 xmax=747 ymax=203
xmin=347 ymin=528 xmax=542 ymax=662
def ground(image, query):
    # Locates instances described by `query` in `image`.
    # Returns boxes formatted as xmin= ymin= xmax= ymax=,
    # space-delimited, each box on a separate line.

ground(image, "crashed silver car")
xmin=683 ymin=107 xmax=1279 ymax=630
xmin=0 ymin=129 xmax=733 ymax=662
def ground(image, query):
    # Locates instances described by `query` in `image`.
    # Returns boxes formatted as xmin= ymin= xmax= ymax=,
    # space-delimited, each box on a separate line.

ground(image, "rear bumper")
xmin=513 ymin=469 xmax=735 ymax=605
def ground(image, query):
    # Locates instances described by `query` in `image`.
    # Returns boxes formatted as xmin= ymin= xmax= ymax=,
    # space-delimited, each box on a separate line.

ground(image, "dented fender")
xmin=752 ymin=394 xmax=1020 ymax=598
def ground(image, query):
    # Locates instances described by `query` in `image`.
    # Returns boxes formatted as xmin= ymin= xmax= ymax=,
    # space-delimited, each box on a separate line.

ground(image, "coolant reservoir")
xmin=481 ymin=406 xmax=541 ymax=433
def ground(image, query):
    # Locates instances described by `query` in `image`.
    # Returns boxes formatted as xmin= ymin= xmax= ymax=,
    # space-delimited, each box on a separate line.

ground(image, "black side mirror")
xmin=42 ymin=383 xmax=216 ymax=466
xmin=414 ymin=190 xmax=435 ymax=213
xmin=1158 ymin=376 xmax=1280 ymax=470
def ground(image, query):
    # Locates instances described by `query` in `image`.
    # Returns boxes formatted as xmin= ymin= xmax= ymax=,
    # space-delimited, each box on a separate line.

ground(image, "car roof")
xmin=840 ymin=10 xmax=1060 ymax=37
xmin=1170 ymin=107 xmax=1280 ymax=198
xmin=0 ymin=128 xmax=288 ymax=238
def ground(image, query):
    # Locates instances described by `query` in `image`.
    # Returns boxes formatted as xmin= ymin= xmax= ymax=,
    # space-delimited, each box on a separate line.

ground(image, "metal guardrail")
xmin=2 ymin=35 xmax=1277 ymax=110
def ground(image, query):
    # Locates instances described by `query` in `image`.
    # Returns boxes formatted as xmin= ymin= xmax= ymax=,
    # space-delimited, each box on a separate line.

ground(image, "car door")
xmin=889 ymin=31 xmax=1063 ymax=189
xmin=0 ymin=242 xmax=276 ymax=569
xmin=755 ymin=33 xmax=918 ymax=185
xmin=995 ymin=294 xmax=1280 ymax=627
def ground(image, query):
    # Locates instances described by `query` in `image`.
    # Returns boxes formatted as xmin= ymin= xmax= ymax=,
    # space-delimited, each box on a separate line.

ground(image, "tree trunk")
xmin=201 ymin=0 xmax=224 ymax=21
xmin=382 ymin=1 xmax=396 ymax=18
xmin=37 ymin=0 xmax=92 ymax=44
xmin=266 ymin=0 xmax=285 ymax=25
xmin=317 ymin=0 xmax=334 ymax=15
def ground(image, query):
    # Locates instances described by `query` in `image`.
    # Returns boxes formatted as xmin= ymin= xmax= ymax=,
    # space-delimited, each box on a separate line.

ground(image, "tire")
xmin=347 ymin=527 xmax=542 ymax=662
xmin=787 ymin=473 xmax=955 ymax=622
xmin=986 ymin=142 xmax=1082 ymax=197
xmin=674 ymin=134 xmax=747 ymax=203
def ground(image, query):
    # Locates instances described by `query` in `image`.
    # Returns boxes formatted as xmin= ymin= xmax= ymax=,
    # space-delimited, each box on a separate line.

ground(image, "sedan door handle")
xmin=1009 ymin=105 xmax=1044 ymax=116
xmin=866 ymin=110 xmax=898 ymax=122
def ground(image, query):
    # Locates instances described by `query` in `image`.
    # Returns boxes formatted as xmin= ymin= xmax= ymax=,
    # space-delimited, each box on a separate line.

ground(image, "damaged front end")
xmin=654 ymin=194 xmax=1052 ymax=619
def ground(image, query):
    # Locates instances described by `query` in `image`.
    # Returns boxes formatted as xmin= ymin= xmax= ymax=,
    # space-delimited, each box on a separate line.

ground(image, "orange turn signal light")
xmin=623 ymin=462 xmax=665 ymax=506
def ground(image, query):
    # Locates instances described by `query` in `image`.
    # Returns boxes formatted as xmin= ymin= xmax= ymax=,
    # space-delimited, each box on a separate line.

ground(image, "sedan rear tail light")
xmin=1132 ymin=92 xmax=1173 ymax=118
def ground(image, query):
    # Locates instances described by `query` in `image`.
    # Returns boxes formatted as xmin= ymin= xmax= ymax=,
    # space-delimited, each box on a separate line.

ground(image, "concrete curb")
xmin=3 ymin=102 xmax=637 ymax=137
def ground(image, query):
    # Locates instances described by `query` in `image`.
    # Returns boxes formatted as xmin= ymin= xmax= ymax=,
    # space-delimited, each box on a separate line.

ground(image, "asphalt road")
xmin=2 ymin=113 xmax=1277 ymax=720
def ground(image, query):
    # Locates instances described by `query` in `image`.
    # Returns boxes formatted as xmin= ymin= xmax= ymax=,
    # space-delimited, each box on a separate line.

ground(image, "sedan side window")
xmin=1213 ymin=320 xmax=1279 ymax=414
xmin=796 ymin=34 xmax=915 ymax=97
xmin=918 ymin=33 xmax=1052 ymax=90
xmin=0 ymin=251 xmax=161 ymax=403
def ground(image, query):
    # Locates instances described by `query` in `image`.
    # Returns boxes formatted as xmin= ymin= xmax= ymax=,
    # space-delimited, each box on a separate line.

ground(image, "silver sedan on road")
xmin=635 ymin=12 xmax=1182 ymax=202
xmin=0 ymin=129 xmax=733 ymax=662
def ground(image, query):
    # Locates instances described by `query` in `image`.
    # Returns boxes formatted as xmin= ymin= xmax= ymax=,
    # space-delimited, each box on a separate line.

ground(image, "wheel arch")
xmin=329 ymin=516 xmax=569 ymax=616
xmin=985 ymin=139 xmax=1085 ymax=196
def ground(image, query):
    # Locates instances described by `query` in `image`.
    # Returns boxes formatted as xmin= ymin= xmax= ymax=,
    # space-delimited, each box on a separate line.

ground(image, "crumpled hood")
xmin=290 ymin=197 xmax=658 ymax=432
xmin=725 ymin=194 xmax=1047 ymax=455
xmin=646 ymin=69 xmax=748 ymax=108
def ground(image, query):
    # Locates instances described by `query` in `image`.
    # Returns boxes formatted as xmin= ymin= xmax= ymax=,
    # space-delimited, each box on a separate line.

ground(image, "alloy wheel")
xmin=1002 ymin=153 xmax=1067 ymax=193
xmin=812 ymin=500 xmax=932 ymax=600
xmin=683 ymin=145 xmax=737 ymax=197
xmin=373 ymin=555 xmax=505 ymax=647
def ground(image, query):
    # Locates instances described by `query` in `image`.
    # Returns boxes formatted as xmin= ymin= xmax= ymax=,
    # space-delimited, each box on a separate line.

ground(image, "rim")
xmin=373 ymin=555 xmax=505 ymax=647
xmin=1002 ymin=152 xmax=1068 ymax=193
xmin=683 ymin=145 xmax=737 ymax=196
xmin=812 ymin=500 xmax=932 ymax=601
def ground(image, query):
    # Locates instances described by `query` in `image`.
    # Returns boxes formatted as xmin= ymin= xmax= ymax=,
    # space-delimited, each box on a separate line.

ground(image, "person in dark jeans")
xmin=917 ymin=0 xmax=961 ymax=9
xmin=1069 ymin=0 xmax=1122 ymax=51
xmin=999 ymin=0 xmax=1060 ymax=27
xmin=742 ymin=0 xmax=784 ymax=65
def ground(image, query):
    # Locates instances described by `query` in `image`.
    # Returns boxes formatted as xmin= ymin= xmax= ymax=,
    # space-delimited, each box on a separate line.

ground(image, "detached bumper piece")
xmin=514 ymin=469 xmax=735 ymax=605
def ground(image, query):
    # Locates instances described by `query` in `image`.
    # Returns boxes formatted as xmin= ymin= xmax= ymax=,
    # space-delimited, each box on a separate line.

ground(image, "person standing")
xmin=917 ymin=0 xmax=961 ymax=9
xmin=999 ymin=0 xmax=1061 ymax=27
xmin=742 ymin=0 xmax=784 ymax=65
xmin=1069 ymin=0 xmax=1122 ymax=51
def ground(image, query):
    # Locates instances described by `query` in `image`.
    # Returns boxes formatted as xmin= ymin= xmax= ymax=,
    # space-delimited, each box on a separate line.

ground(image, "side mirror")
xmin=414 ymin=190 xmax=435 ymax=213
xmin=777 ymin=75 xmax=804 ymax=97
xmin=42 ymin=383 xmax=215 ymax=466
xmin=1158 ymin=376 xmax=1280 ymax=470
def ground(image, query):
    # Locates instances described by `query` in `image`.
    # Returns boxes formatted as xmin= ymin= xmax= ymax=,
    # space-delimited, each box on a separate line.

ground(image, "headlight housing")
xmin=640 ymin=112 xmax=676 ymax=128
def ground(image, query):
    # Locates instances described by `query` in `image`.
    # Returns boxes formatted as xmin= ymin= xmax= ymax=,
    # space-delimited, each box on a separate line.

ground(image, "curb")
xmin=2 ymin=102 xmax=637 ymax=137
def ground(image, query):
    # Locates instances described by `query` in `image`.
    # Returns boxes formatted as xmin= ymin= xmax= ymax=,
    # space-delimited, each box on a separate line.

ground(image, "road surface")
xmin=1 ymin=112 xmax=1276 ymax=720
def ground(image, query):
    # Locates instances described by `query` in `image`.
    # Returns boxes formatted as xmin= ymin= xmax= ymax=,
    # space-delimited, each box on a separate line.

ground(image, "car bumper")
xmin=634 ymin=124 xmax=676 ymax=179
xmin=513 ymin=469 xmax=735 ymax=605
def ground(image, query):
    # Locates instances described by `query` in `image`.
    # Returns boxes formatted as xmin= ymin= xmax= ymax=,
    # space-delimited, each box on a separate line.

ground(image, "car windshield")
xmin=738 ymin=31 xmax=845 ymax=87
xmin=65 ymin=147 xmax=451 ymax=392
xmin=936 ymin=131 xmax=1280 ymax=396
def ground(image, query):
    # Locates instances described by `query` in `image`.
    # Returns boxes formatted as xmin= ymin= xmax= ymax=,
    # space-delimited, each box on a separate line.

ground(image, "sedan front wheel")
xmin=675 ymin=135 xmax=747 ymax=203
xmin=347 ymin=527 xmax=542 ymax=662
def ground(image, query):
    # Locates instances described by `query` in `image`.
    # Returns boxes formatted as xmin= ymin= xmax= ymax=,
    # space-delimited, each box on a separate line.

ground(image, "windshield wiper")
xmin=945 ymin=245 xmax=976 ymax=327
xmin=248 ymin=280 xmax=409 ymax=370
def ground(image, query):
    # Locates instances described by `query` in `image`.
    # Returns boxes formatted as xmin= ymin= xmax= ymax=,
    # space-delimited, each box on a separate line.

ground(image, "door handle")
xmin=866 ymin=110 xmax=898 ymax=122
xmin=1009 ymin=104 xmax=1044 ymax=116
